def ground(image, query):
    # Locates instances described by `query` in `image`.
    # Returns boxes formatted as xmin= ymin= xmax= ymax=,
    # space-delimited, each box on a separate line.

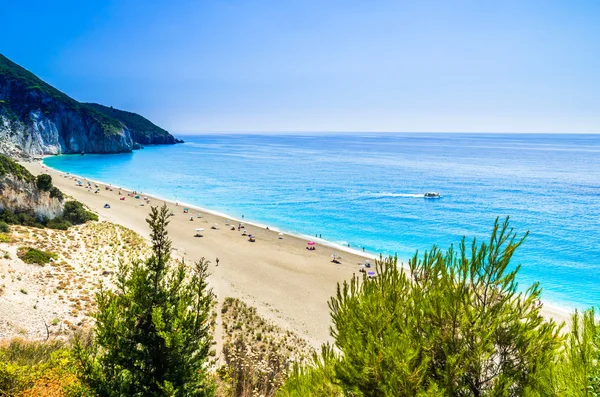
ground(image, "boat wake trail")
xmin=361 ymin=192 xmax=425 ymax=199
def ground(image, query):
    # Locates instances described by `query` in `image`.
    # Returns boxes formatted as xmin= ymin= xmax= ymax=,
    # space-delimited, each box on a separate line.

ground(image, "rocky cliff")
xmin=85 ymin=103 xmax=183 ymax=145
xmin=0 ymin=155 xmax=62 ymax=219
xmin=0 ymin=54 xmax=179 ymax=158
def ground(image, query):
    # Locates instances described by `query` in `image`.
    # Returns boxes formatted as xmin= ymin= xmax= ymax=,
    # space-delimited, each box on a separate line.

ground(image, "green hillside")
xmin=0 ymin=53 xmax=179 ymax=154
xmin=85 ymin=103 xmax=179 ymax=144
xmin=0 ymin=54 xmax=122 ymax=137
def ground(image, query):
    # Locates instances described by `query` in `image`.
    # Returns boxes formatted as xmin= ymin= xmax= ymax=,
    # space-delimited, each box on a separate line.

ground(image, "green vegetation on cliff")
xmin=0 ymin=54 xmax=122 ymax=137
xmin=0 ymin=53 xmax=179 ymax=153
xmin=86 ymin=103 xmax=179 ymax=144
xmin=0 ymin=156 xmax=96 ymax=229
xmin=0 ymin=154 xmax=34 ymax=182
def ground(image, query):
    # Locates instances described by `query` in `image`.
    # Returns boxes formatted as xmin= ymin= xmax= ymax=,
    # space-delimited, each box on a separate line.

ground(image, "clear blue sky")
xmin=2 ymin=0 xmax=600 ymax=133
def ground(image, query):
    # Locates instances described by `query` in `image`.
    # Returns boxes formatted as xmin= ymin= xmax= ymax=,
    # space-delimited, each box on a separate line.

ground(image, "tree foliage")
xmin=282 ymin=218 xmax=562 ymax=396
xmin=0 ymin=154 xmax=35 ymax=182
xmin=35 ymin=174 xmax=53 ymax=191
xmin=49 ymin=186 xmax=64 ymax=201
xmin=534 ymin=309 xmax=600 ymax=396
xmin=74 ymin=204 xmax=215 ymax=396
xmin=62 ymin=201 xmax=98 ymax=225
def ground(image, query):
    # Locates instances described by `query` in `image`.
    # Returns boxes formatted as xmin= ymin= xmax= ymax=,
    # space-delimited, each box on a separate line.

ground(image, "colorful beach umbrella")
xmin=307 ymin=241 xmax=316 ymax=246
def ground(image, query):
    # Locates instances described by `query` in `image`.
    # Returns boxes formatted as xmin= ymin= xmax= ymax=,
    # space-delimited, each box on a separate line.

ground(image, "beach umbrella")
xmin=307 ymin=241 xmax=316 ymax=246
xmin=226 ymin=219 xmax=231 ymax=224
xmin=195 ymin=228 xmax=205 ymax=232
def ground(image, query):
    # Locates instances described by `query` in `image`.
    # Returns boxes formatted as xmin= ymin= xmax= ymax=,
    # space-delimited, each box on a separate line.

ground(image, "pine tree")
xmin=280 ymin=218 xmax=561 ymax=396
xmin=535 ymin=309 xmax=600 ymax=396
xmin=75 ymin=204 xmax=215 ymax=396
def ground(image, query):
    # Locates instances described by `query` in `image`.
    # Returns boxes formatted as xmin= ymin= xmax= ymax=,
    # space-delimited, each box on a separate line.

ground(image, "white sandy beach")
xmin=22 ymin=161 xmax=572 ymax=346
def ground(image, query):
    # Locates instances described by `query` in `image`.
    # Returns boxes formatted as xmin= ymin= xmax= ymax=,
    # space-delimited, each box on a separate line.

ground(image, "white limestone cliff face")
xmin=0 ymin=105 xmax=134 ymax=159
xmin=0 ymin=173 xmax=63 ymax=219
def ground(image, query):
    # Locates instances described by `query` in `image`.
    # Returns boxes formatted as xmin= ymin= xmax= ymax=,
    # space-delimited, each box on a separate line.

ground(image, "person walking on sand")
xmin=216 ymin=257 xmax=220 ymax=267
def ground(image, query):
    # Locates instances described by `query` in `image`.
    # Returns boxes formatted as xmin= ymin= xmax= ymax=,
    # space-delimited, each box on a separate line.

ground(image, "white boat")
xmin=424 ymin=192 xmax=441 ymax=198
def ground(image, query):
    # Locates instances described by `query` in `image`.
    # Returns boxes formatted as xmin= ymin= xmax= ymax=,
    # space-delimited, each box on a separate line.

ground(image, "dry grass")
xmin=0 ymin=221 xmax=150 ymax=339
xmin=217 ymin=298 xmax=313 ymax=397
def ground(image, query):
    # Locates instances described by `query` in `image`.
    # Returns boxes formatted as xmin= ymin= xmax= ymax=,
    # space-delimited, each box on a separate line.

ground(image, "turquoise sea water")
xmin=44 ymin=133 xmax=600 ymax=310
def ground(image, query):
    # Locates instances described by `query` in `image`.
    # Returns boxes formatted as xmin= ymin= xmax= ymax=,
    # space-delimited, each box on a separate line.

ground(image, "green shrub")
xmin=49 ymin=186 xmax=64 ymax=201
xmin=35 ymin=174 xmax=53 ymax=191
xmin=17 ymin=247 xmax=57 ymax=265
xmin=0 ymin=233 xmax=10 ymax=243
xmin=0 ymin=221 xmax=8 ymax=233
xmin=62 ymin=201 xmax=97 ymax=225
xmin=0 ymin=338 xmax=89 ymax=396
xmin=17 ymin=213 xmax=42 ymax=228
xmin=0 ymin=154 xmax=35 ymax=182
xmin=282 ymin=218 xmax=561 ymax=396
xmin=0 ymin=208 xmax=19 ymax=224
xmin=45 ymin=217 xmax=72 ymax=230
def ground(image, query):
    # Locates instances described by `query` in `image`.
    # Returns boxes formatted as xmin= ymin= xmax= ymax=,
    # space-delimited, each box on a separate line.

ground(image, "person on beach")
xmin=216 ymin=258 xmax=220 ymax=267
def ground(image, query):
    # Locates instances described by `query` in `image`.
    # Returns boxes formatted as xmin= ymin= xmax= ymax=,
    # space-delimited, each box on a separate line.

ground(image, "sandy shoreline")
xmin=25 ymin=160 xmax=379 ymax=347
xmin=22 ymin=160 xmax=572 ymax=346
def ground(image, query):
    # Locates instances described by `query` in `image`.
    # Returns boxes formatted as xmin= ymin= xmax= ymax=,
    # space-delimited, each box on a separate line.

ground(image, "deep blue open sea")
xmin=44 ymin=133 xmax=600 ymax=310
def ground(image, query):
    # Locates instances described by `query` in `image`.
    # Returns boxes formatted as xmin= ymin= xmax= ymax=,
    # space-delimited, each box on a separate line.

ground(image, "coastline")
xmin=24 ymin=159 xmax=572 ymax=345
xmin=40 ymin=156 xmax=379 ymax=262
xmin=25 ymin=159 xmax=380 ymax=347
